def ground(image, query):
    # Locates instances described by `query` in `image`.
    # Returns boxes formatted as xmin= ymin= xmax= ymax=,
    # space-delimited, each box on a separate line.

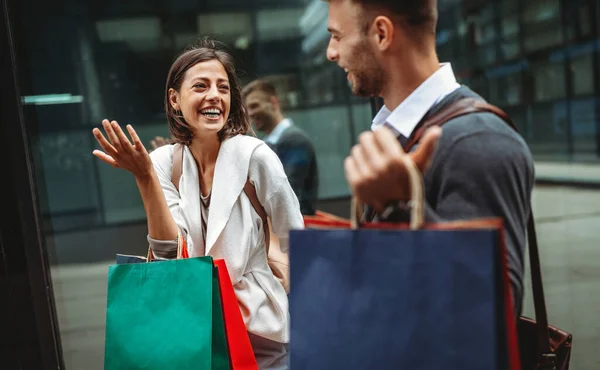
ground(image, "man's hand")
xmin=150 ymin=136 xmax=174 ymax=151
xmin=344 ymin=126 xmax=442 ymax=213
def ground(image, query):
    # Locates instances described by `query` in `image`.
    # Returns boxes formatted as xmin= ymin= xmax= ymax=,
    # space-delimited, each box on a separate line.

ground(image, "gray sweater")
xmin=380 ymin=86 xmax=535 ymax=315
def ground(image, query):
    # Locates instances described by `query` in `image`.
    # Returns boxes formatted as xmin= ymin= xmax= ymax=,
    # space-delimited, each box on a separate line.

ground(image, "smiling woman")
xmin=164 ymin=38 xmax=250 ymax=146
xmin=91 ymin=37 xmax=304 ymax=369
xmin=169 ymin=60 xmax=232 ymax=135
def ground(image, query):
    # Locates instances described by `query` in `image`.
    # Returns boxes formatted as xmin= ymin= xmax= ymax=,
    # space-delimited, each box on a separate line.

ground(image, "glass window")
xmin=571 ymin=53 xmax=596 ymax=96
xmin=502 ymin=15 xmax=520 ymax=38
xmin=471 ymin=75 xmax=489 ymax=100
xmin=522 ymin=0 xmax=564 ymax=52
xmin=503 ymin=72 xmax=523 ymax=106
xmin=500 ymin=14 xmax=521 ymax=59
xmin=571 ymin=97 xmax=600 ymax=159
xmin=437 ymin=29 xmax=457 ymax=62
xmin=575 ymin=3 xmax=593 ymax=37
xmin=528 ymin=101 xmax=570 ymax=152
xmin=33 ymin=131 xmax=102 ymax=232
xmin=503 ymin=106 xmax=528 ymax=137
xmin=478 ymin=43 xmax=499 ymax=66
xmin=351 ymin=102 xmax=373 ymax=137
xmin=287 ymin=105 xmax=353 ymax=198
xmin=489 ymin=71 xmax=523 ymax=107
xmin=501 ymin=0 xmax=519 ymax=15
xmin=501 ymin=39 xmax=521 ymax=59
xmin=533 ymin=61 xmax=567 ymax=102
xmin=564 ymin=0 xmax=594 ymax=40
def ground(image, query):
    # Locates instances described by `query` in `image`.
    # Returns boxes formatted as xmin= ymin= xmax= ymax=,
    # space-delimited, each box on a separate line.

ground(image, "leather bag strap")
xmin=171 ymin=143 xmax=184 ymax=193
xmin=406 ymin=97 xmax=551 ymax=355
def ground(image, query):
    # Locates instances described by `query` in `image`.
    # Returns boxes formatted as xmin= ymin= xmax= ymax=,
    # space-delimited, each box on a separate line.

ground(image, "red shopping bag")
xmin=214 ymin=259 xmax=259 ymax=370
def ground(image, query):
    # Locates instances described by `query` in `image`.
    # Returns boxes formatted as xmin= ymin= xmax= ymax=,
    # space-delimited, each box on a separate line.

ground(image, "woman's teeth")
xmin=200 ymin=108 xmax=220 ymax=118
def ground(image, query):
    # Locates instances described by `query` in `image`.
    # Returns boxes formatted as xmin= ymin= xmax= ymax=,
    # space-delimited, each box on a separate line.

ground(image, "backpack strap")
xmin=171 ymin=143 xmax=184 ymax=192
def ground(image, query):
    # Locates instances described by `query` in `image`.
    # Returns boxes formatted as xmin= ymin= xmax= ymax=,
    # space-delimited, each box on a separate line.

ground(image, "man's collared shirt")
xmin=369 ymin=63 xmax=461 ymax=221
xmin=371 ymin=63 xmax=461 ymax=139
xmin=264 ymin=118 xmax=293 ymax=145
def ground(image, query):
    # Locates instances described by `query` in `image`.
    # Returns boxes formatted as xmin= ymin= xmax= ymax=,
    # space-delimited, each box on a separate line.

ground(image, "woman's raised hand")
xmin=92 ymin=119 xmax=154 ymax=181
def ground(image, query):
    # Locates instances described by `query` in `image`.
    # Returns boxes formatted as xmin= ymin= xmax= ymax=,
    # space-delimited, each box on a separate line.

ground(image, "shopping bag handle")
xmin=146 ymin=228 xmax=187 ymax=262
xmin=350 ymin=153 xmax=425 ymax=230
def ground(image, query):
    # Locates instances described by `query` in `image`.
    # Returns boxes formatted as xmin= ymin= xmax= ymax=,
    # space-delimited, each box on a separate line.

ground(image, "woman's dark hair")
xmin=164 ymin=37 xmax=250 ymax=145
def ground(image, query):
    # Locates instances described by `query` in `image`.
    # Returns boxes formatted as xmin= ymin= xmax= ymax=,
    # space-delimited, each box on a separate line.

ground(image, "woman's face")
xmin=169 ymin=59 xmax=231 ymax=137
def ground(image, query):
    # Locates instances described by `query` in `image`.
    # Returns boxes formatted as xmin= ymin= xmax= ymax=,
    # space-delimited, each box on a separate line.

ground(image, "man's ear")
xmin=371 ymin=15 xmax=394 ymax=51
xmin=270 ymin=95 xmax=280 ymax=110
xmin=168 ymin=88 xmax=180 ymax=111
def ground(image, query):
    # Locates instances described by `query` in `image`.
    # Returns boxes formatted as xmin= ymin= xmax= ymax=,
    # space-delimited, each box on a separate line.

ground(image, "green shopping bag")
xmin=104 ymin=255 xmax=230 ymax=370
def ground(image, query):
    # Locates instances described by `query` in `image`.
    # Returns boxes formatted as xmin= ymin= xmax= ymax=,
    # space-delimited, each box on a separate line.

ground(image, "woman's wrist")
xmin=134 ymin=168 xmax=157 ymax=186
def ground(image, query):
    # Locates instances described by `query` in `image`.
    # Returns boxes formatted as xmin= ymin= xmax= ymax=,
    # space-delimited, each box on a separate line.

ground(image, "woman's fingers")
xmin=102 ymin=119 xmax=122 ymax=148
xmin=127 ymin=124 xmax=146 ymax=152
xmin=93 ymin=120 xmax=155 ymax=179
xmin=92 ymin=127 xmax=118 ymax=156
xmin=111 ymin=121 xmax=134 ymax=153
xmin=92 ymin=150 xmax=118 ymax=168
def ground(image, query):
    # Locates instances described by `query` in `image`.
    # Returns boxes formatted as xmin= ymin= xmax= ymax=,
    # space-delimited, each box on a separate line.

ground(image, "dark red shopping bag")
xmin=214 ymin=259 xmax=259 ymax=370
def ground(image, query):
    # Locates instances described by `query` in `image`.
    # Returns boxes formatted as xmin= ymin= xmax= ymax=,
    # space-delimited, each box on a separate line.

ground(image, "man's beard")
xmin=349 ymin=46 xmax=384 ymax=97
xmin=351 ymin=67 xmax=384 ymax=97
xmin=253 ymin=113 xmax=277 ymax=133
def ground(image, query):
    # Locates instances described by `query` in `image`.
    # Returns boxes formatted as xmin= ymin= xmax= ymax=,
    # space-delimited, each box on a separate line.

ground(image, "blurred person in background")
xmin=242 ymin=79 xmax=319 ymax=216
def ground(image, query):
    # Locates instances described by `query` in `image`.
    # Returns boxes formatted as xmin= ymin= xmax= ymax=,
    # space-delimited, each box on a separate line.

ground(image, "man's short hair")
xmin=242 ymin=79 xmax=278 ymax=99
xmin=352 ymin=0 xmax=438 ymax=34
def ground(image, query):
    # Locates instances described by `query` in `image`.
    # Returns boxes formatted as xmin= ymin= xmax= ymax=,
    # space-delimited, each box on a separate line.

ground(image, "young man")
xmin=243 ymin=80 xmax=319 ymax=216
xmin=326 ymin=0 xmax=535 ymax=315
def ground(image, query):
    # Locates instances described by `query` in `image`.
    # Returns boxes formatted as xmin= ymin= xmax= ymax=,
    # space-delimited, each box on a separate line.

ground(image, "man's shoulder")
xmin=431 ymin=110 xmax=534 ymax=178
xmin=278 ymin=124 xmax=313 ymax=147
xmin=430 ymin=86 xmax=525 ymax=145
xmin=439 ymin=109 xmax=526 ymax=148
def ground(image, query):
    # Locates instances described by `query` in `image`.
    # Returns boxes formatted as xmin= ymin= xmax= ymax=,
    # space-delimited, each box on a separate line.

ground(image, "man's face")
xmin=326 ymin=0 xmax=384 ymax=97
xmin=245 ymin=90 xmax=278 ymax=132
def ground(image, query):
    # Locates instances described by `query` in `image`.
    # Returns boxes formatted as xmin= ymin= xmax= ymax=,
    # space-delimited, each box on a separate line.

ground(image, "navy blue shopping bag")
xmin=290 ymin=216 xmax=520 ymax=370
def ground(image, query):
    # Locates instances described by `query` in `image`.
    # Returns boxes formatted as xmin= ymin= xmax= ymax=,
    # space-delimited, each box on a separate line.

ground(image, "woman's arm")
xmin=135 ymin=173 xmax=179 ymax=240
xmin=93 ymin=119 xmax=179 ymax=241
